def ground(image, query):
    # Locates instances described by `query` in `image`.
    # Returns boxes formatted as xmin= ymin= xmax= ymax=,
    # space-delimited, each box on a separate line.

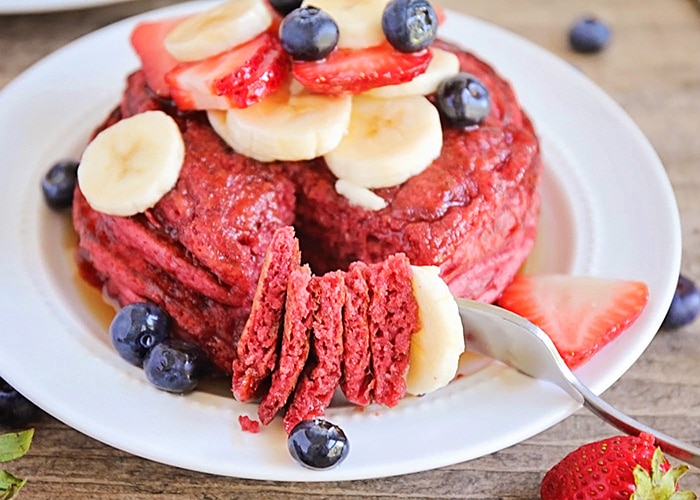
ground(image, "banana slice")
xmin=165 ymin=0 xmax=272 ymax=62
xmin=207 ymin=109 xmax=235 ymax=148
xmin=406 ymin=266 xmax=465 ymax=396
xmin=334 ymin=179 xmax=387 ymax=211
xmin=215 ymin=79 xmax=353 ymax=162
xmin=78 ymin=110 xmax=185 ymax=217
xmin=301 ymin=0 xmax=391 ymax=49
xmin=324 ymin=94 xmax=442 ymax=189
xmin=364 ymin=48 xmax=460 ymax=98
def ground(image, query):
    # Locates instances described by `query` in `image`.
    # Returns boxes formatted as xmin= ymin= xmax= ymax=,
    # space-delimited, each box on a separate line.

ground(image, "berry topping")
xmin=109 ymin=302 xmax=170 ymax=366
xmin=661 ymin=274 xmax=700 ymax=330
xmin=292 ymin=42 xmax=432 ymax=95
xmin=0 ymin=377 xmax=39 ymax=429
xmin=497 ymin=275 xmax=649 ymax=368
xmin=568 ymin=16 xmax=611 ymax=54
xmin=41 ymin=160 xmax=79 ymax=210
xmin=268 ymin=0 xmax=303 ymax=16
xmin=541 ymin=433 xmax=696 ymax=499
xmin=287 ymin=418 xmax=349 ymax=470
xmin=166 ymin=32 xmax=289 ymax=110
xmin=436 ymin=72 xmax=491 ymax=128
xmin=279 ymin=6 xmax=339 ymax=61
xmin=130 ymin=17 xmax=184 ymax=98
xmin=381 ymin=0 xmax=438 ymax=53
xmin=143 ymin=339 xmax=207 ymax=393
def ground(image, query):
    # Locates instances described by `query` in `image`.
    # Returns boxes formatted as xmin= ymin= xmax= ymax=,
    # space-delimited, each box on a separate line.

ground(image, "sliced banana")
xmin=334 ymin=179 xmax=387 ymax=211
xmin=301 ymin=0 xmax=391 ymax=49
xmin=164 ymin=0 xmax=272 ymax=62
xmin=214 ymin=79 xmax=353 ymax=162
xmin=324 ymin=94 xmax=442 ymax=189
xmin=364 ymin=48 xmax=460 ymax=98
xmin=207 ymin=109 xmax=234 ymax=148
xmin=78 ymin=110 xmax=185 ymax=217
xmin=405 ymin=266 xmax=465 ymax=396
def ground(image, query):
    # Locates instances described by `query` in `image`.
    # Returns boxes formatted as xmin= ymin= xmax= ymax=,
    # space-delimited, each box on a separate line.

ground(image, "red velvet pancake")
xmin=257 ymin=264 xmax=313 ymax=426
xmin=232 ymin=226 xmax=300 ymax=403
xmin=282 ymin=270 xmax=346 ymax=433
xmin=73 ymin=41 xmax=541 ymax=376
xmin=365 ymin=254 xmax=419 ymax=407
xmin=339 ymin=261 xmax=373 ymax=406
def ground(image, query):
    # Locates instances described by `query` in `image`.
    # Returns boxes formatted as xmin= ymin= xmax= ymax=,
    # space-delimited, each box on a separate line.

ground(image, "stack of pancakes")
xmin=72 ymin=41 xmax=542 ymax=388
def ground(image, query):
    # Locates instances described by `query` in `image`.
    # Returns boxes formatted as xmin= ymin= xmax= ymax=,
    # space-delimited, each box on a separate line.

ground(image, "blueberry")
xmin=661 ymin=274 xmax=700 ymax=330
xmin=436 ymin=72 xmax=491 ymax=128
xmin=287 ymin=418 xmax=349 ymax=470
xmin=143 ymin=339 xmax=206 ymax=393
xmin=568 ymin=17 xmax=611 ymax=54
xmin=268 ymin=0 xmax=302 ymax=16
xmin=382 ymin=0 xmax=438 ymax=53
xmin=41 ymin=160 xmax=79 ymax=209
xmin=0 ymin=377 xmax=39 ymax=429
xmin=279 ymin=7 xmax=339 ymax=61
xmin=109 ymin=302 xmax=170 ymax=366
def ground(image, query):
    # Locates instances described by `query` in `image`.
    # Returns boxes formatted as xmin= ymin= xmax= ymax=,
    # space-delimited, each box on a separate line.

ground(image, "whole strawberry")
xmin=541 ymin=432 xmax=697 ymax=499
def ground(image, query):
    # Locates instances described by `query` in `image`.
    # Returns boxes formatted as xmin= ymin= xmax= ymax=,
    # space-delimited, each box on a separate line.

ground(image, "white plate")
xmin=0 ymin=0 xmax=134 ymax=14
xmin=0 ymin=2 xmax=681 ymax=481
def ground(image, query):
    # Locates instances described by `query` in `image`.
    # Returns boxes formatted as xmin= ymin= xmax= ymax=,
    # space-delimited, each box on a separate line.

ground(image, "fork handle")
xmin=569 ymin=377 xmax=700 ymax=468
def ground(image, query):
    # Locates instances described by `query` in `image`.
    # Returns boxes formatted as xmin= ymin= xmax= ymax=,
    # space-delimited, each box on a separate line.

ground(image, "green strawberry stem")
xmin=0 ymin=429 xmax=33 ymax=500
xmin=631 ymin=448 xmax=697 ymax=500
xmin=0 ymin=470 xmax=26 ymax=500
xmin=0 ymin=430 xmax=33 ymax=463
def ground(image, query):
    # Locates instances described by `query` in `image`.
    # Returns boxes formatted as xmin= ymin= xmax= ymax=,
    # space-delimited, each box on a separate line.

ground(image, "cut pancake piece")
xmin=283 ymin=270 xmax=346 ymax=434
xmin=257 ymin=264 xmax=313 ymax=425
xmin=366 ymin=253 xmax=420 ymax=407
xmin=232 ymin=226 xmax=300 ymax=402
xmin=339 ymin=261 xmax=373 ymax=406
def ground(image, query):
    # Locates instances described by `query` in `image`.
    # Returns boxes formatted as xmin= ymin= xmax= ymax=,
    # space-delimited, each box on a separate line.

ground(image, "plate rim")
xmin=0 ymin=1 xmax=681 ymax=481
xmin=0 ymin=0 xmax=135 ymax=14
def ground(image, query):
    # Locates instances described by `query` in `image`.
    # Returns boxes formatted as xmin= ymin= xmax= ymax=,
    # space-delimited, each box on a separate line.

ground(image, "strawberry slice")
xmin=130 ymin=17 xmax=186 ymax=98
xmin=165 ymin=32 xmax=289 ymax=111
xmin=434 ymin=4 xmax=447 ymax=26
xmin=496 ymin=274 xmax=649 ymax=368
xmin=292 ymin=43 xmax=433 ymax=96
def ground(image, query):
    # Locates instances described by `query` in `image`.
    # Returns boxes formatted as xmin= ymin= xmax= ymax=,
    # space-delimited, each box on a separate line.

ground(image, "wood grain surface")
xmin=1 ymin=0 xmax=699 ymax=498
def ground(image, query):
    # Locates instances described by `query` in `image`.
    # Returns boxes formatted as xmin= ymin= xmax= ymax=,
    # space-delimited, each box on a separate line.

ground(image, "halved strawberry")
xmin=292 ymin=43 xmax=433 ymax=96
xmin=165 ymin=32 xmax=289 ymax=111
xmin=496 ymin=274 xmax=649 ymax=368
xmin=130 ymin=17 xmax=186 ymax=98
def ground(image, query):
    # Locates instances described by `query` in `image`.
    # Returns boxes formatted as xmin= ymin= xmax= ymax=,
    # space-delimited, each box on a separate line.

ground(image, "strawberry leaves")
xmin=631 ymin=448 xmax=697 ymax=500
xmin=0 ymin=429 xmax=33 ymax=500
xmin=0 ymin=470 xmax=26 ymax=500
xmin=0 ymin=430 xmax=32 ymax=463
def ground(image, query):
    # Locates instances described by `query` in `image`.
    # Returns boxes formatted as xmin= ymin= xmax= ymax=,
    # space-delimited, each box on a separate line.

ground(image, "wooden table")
xmin=2 ymin=0 xmax=700 ymax=497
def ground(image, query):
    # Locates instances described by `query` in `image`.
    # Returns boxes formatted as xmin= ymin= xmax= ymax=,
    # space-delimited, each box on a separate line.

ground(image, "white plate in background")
xmin=0 ymin=0 xmax=135 ymax=14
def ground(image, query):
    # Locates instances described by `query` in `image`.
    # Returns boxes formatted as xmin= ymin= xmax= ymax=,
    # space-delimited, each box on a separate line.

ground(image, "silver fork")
xmin=455 ymin=297 xmax=700 ymax=467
